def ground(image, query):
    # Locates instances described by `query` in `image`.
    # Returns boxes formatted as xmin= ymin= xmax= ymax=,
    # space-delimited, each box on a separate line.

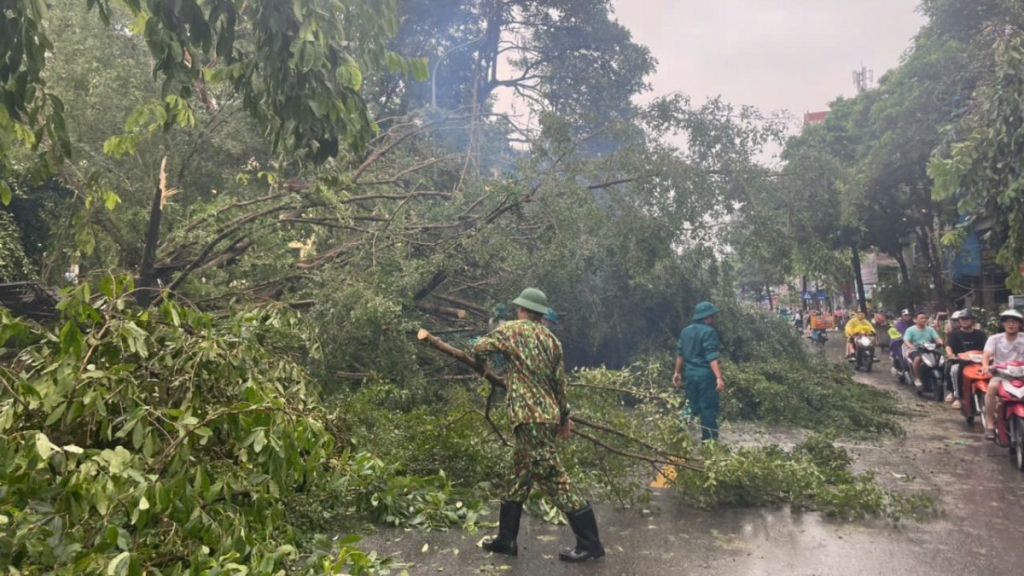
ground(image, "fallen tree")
xmin=416 ymin=328 xmax=705 ymax=472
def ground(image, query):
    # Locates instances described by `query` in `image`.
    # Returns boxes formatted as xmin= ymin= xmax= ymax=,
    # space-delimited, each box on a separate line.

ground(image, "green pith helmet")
xmin=512 ymin=288 xmax=549 ymax=315
xmin=692 ymin=301 xmax=719 ymax=322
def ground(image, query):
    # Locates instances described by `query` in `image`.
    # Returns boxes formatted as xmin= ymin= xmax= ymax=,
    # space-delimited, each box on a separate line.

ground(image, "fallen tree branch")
xmin=571 ymin=416 xmax=700 ymax=464
xmin=432 ymin=294 xmax=490 ymax=317
xmin=417 ymin=328 xmax=704 ymax=473
xmin=571 ymin=430 xmax=704 ymax=473
xmin=569 ymin=382 xmax=670 ymax=401
xmin=417 ymin=328 xmax=503 ymax=389
xmin=417 ymin=304 xmax=467 ymax=320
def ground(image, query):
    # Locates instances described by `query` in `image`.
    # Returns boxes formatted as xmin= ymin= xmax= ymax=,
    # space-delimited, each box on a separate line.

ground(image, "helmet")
xmin=951 ymin=310 xmax=962 ymax=320
xmin=959 ymin=309 xmax=974 ymax=320
xmin=692 ymin=301 xmax=720 ymax=321
xmin=512 ymin=288 xmax=550 ymax=315
xmin=543 ymin=308 xmax=558 ymax=324
xmin=901 ymin=309 xmax=911 ymax=316
xmin=999 ymin=309 xmax=1024 ymax=323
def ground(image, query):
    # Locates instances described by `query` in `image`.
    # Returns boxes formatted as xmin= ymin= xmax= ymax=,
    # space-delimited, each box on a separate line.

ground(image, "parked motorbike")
xmin=904 ymin=342 xmax=945 ymax=401
xmin=959 ymin=354 xmax=989 ymax=428
xmin=988 ymin=362 xmax=1024 ymax=471
xmin=851 ymin=334 xmax=875 ymax=372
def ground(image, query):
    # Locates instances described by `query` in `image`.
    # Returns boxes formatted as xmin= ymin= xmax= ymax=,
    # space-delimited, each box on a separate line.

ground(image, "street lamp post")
xmin=431 ymin=36 xmax=483 ymax=108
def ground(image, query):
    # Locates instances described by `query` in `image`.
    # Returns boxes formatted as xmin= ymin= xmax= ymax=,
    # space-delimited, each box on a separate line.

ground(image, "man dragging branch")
xmin=472 ymin=287 xmax=605 ymax=563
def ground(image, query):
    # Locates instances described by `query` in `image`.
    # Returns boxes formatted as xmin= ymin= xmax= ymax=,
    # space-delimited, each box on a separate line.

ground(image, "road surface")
xmin=354 ymin=342 xmax=1024 ymax=574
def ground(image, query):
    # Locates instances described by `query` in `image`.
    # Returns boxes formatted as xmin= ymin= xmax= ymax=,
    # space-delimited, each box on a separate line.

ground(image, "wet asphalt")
xmin=353 ymin=340 xmax=1024 ymax=575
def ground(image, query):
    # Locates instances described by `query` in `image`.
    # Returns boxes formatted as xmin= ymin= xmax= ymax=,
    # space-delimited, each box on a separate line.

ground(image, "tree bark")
xmin=851 ymin=243 xmax=867 ymax=313
xmin=914 ymin=222 xmax=949 ymax=311
xmin=138 ymin=159 xmax=169 ymax=307
xmin=893 ymin=250 xmax=911 ymax=285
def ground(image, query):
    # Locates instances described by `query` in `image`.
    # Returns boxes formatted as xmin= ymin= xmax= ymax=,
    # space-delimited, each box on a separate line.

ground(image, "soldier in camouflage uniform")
xmin=473 ymin=288 xmax=605 ymax=563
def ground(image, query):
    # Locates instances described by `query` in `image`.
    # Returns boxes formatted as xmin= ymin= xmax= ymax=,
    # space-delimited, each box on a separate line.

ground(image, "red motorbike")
xmin=958 ymin=352 xmax=988 ymax=428
xmin=989 ymin=361 xmax=1024 ymax=471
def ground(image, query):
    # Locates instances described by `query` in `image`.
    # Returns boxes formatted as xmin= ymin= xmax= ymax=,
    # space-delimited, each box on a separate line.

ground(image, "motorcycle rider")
xmin=845 ymin=311 xmax=876 ymax=360
xmin=980 ymin=309 xmax=1024 ymax=440
xmin=904 ymin=312 xmax=944 ymax=389
xmin=945 ymin=309 xmax=987 ymax=409
xmin=895 ymin=309 xmax=914 ymax=336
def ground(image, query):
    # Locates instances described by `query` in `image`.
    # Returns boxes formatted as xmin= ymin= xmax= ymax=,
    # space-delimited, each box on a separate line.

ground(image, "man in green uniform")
xmin=673 ymin=301 xmax=725 ymax=441
xmin=473 ymin=288 xmax=604 ymax=563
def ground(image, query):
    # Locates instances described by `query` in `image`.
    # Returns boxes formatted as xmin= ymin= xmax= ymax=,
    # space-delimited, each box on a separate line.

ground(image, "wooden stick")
xmin=417 ymin=328 xmax=505 ymax=389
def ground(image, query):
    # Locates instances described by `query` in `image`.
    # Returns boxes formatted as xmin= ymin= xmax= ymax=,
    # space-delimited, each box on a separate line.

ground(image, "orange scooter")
xmin=959 ymin=351 xmax=990 ymax=428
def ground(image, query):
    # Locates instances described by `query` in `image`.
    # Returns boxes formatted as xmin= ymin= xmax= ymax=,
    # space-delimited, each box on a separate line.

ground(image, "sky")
xmin=610 ymin=0 xmax=925 ymax=136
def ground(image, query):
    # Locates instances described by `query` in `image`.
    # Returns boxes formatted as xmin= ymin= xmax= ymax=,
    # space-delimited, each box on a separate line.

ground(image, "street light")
xmin=431 ymin=36 xmax=484 ymax=108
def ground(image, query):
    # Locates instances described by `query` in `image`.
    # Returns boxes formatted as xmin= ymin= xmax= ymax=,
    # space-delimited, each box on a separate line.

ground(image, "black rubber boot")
xmin=558 ymin=503 xmax=605 ymax=562
xmin=482 ymin=500 xmax=523 ymax=556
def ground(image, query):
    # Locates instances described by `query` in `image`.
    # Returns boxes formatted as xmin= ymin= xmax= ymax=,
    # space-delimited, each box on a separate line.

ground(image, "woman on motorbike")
xmin=845 ymin=311 xmax=876 ymax=359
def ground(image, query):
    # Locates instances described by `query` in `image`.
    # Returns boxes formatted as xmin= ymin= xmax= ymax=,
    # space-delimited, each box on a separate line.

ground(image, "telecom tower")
xmin=853 ymin=66 xmax=874 ymax=94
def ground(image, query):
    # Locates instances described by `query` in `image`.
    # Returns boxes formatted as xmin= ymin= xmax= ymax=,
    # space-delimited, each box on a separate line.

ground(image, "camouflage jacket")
xmin=472 ymin=319 xmax=569 ymax=426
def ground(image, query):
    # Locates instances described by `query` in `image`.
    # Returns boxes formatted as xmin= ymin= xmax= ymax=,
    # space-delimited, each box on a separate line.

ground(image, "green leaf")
xmin=35 ymin=432 xmax=59 ymax=459
xmin=107 ymin=551 xmax=131 ymax=576
xmin=0 ymin=181 xmax=11 ymax=205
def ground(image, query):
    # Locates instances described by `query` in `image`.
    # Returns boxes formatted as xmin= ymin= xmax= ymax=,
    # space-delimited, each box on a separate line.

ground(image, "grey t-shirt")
xmin=984 ymin=333 xmax=1024 ymax=365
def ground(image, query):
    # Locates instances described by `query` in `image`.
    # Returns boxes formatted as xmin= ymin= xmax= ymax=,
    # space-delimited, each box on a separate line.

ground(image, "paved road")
xmin=356 ymin=343 xmax=1024 ymax=574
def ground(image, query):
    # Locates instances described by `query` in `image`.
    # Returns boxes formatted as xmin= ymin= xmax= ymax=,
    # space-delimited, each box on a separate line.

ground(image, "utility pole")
xmin=852 ymin=66 xmax=874 ymax=94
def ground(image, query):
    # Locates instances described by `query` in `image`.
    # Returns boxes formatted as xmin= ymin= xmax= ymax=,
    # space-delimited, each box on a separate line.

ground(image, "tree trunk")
xmin=914 ymin=222 xmax=949 ymax=311
xmin=851 ymin=244 xmax=867 ymax=313
xmin=765 ymin=282 xmax=774 ymax=311
xmin=802 ymin=276 xmax=809 ymax=311
xmin=893 ymin=250 xmax=910 ymax=284
xmin=138 ymin=160 xmax=168 ymax=307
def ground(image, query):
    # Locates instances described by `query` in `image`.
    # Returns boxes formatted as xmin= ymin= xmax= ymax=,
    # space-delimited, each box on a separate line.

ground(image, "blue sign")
xmin=801 ymin=291 xmax=813 ymax=300
xmin=816 ymin=291 xmax=828 ymax=301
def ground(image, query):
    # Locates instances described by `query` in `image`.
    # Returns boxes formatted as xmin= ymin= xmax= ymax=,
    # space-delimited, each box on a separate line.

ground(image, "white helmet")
xmin=951 ymin=310 xmax=962 ymax=320
xmin=999 ymin=309 xmax=1024 ymax=322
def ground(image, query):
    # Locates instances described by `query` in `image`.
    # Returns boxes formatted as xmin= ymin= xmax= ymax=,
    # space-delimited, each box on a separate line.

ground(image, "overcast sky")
xmin=611 ymin=0 xmax=924 ymax=129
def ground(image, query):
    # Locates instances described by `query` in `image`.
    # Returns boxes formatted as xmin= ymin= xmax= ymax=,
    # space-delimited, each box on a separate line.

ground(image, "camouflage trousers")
xmin=505 ymin=423 xmax=586 ymax=513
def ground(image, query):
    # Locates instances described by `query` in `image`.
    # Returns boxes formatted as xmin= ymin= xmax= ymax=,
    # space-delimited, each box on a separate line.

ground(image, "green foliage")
xmin=929 ymin=6 xmax=1024 ymax=291
xmin=0 ymin=210 xmax=32 ymax=281
xmin=716 ymin=311 xmax=904 ymax=436
xmin=0 ymin=275 xmax=398 ymax=575
xmin=672 ymin=433 xmax=934 ymax=521
xmin=1 ymin=0 xmax=425 ymax=181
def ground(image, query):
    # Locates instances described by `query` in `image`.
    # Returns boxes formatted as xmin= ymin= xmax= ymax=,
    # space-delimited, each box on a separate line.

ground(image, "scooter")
xmin=851 ymin=334 xmax=875 ymax=372
xmin=905 ymin=343 xmax=945 ymax=401
xmin=891 ymin=338 xmax=907 ymax=382
xmin=959 ymin=354 xmax=989 ymax=428
xmin=988 ymin=362 xmax=1024 ymax=471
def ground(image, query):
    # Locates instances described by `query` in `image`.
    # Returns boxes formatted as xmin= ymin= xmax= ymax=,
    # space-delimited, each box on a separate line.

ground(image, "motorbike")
xmin=809 ymin=328 xmax=828 ymax=349
xmin=988 ymin=362 xmax=1024 ymax=471
xmin=891 ymin=338 xmax=908 ymax=383
xmin=904 ymin=342 xmax=945 ymax=401
xmin=851 ymin=334 xmax=875 ymax=372
xmin=958 ymin=352 xmax=988 ymax=428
